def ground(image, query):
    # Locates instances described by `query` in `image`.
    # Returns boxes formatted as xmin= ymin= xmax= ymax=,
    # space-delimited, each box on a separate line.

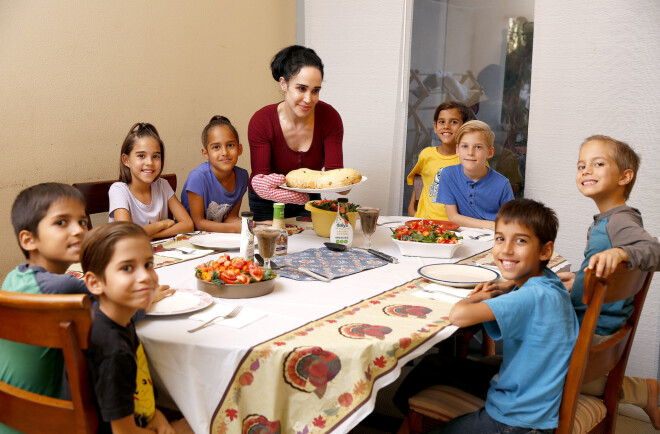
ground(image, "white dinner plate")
xmin=189 ymin=233 xmax=242 ymax=250
xmin=280 ymin=176 xmax=368 ymax=194
xmin=147 ymin=288 xmax=213 ymax=316
xmin=418 ymin=264 xmax=500 ymax=288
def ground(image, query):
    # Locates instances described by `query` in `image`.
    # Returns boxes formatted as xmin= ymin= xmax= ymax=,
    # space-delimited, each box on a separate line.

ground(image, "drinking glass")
xmin=358 ymin=207 xmax=380 ymax=249
xmin=253 ymin=227 xmax=282 ymax=269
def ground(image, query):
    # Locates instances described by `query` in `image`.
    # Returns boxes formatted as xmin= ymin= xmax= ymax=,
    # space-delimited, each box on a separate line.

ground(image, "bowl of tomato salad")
xmin=194 ymin=254 xmax=278 ymax=299
xmin=390 ymin=221 xmax=463 ymax=258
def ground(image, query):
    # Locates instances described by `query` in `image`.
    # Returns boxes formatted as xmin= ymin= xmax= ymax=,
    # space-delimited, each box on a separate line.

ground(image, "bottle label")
xmin=240 ymin=218 xmax=255 ymax=260
xmin=330 ymin=203 xmax=353 ymax=247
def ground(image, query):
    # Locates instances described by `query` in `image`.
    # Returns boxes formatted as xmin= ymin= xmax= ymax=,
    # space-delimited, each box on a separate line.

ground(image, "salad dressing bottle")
xmin=240 ymin=211 xmax=254 ymax=261
xmin=272 ymin=202 xmax=288 ymax=256
xmin=330 ymin=198 xmax=353 ymax=247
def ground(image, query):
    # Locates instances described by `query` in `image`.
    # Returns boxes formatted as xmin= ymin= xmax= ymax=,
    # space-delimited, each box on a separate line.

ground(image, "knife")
xmin=323 ymin=242 xmax=399 ymax=264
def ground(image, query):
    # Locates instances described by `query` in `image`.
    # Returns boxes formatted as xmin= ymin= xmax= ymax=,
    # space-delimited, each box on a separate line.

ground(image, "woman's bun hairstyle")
xmin=270 ymin=45 xmax=324 ymax=83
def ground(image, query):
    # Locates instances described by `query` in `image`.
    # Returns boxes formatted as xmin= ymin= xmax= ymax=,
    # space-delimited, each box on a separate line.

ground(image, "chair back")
xmin=556 ymin=264 xmax=653 ymax=434
xmin=73 ymin=174 xmax=177 ymax=228
xmin=0 ymin=290 xmax=98 ymax=433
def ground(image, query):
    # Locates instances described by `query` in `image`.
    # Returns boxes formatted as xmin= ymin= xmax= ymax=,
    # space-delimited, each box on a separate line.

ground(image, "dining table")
xmin=136 ymin=217 xmax=569 ymax=434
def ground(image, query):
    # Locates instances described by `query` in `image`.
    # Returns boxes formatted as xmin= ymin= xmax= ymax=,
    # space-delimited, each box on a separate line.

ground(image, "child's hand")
xmin=161 ymin=219 xmax=176 ymax=230
xmin=252 ymin=174 xmax=309 ymax=205
xmin=585 ymin=248 xmax=628 ymax=278
xmin=470 ymin=280 xmax=498 ymax=295
xmin=557 ymin=271 xmax=575 ymax=291
xmin=152 ymin=285 xmax=175 ymax=304
xmin=146 ymin=409 xmax=176 ymax=434
xmin=470 ymin=279 xmax=515 ymax=296
xmin=468 ymin=288 xmax=503 ymax=302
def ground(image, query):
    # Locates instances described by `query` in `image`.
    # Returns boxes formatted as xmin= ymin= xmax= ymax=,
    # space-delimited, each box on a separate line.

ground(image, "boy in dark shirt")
xmin=82 ymin=222 xmax=189 ymax=433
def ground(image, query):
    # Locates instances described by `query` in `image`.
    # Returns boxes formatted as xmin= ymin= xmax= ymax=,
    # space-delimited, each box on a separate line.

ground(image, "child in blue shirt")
xmin=182 ymin=116 xmax=248 ymax=233
xmin=394 ymin=199 xmax=578 ymax=433
xmin=0 ymin=183 xmax=91 ymax=434
xmin=437 ymin=120 xmax=514 ymax=230
xmin=565 ymin=135 xmax=660 ymax=428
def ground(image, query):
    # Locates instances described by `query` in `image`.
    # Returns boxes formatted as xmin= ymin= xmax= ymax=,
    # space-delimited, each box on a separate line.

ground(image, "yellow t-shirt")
xmin=407 ymin=147 xmax=460 ymax=220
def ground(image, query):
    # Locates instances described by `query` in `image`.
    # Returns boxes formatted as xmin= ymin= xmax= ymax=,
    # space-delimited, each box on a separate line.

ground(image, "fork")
xmin=469 ymin=233 xmax=491 ymax=240
xmin=187 ymin=305 xmax=243 ymax=333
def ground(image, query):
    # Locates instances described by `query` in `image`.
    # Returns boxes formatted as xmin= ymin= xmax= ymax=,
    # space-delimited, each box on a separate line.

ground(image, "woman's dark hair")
xmin=201 ymin=116 xmax=239 ymax=148
xmin=81 ymin=221 xmax=149 ymax=280
xmin=270 ymin=45 xmax=324 ymax=82
xmin=433 ymin=100 xmax=477 ymax=123
xmin=119 ymin=123 xmax=165 ymax=183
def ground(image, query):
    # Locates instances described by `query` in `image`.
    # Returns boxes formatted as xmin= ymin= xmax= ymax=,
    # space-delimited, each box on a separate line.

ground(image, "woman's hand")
xmin=252 ymin=174 xmax=309 ymax=205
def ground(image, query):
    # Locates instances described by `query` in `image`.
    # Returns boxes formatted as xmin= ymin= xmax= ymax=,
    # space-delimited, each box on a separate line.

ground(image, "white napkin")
xmin=155 ymin=247 xmax=214 ymax=260
xmin=458 ymin=229 xmax=495 ymax=243
xmin=188 ymin=301 xmax=266 ymax=329
xmin=411 ymin=290 xmax=463 ymax=305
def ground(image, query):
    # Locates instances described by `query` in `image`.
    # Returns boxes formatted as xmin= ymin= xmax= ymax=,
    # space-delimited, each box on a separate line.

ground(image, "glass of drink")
xmin=253 ymin=226 xmax=282 ymax=269
xmin=358 ymin=207 xmax=380 ymax=249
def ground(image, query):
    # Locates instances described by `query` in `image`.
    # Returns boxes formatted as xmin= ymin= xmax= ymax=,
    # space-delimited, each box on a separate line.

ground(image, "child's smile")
xmin=434 ymin=108 xmax=463 ymax=147
xmin=576 ymin=140 xmax=628 ymax=209
xmin=493 ymin=220 xmax=552 ymax=288
xmin=122 ymin=136 xmax=162 ymax=186
xmin=203 ymin=125 xmax=242 ymax=177
xmin=456 ymin=131 xmax=494 ymax=178
xmin=26 ymin=198 xmax=89 ymax=274
xmin=92 ymin=235 xmax=157 ymax=325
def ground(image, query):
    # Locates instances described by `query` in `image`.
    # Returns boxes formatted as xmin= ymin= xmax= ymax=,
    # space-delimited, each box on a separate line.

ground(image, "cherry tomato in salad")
xmin=247 ymin=263 xmax=264 ymax=281
xmin=235 ymin=273 xmax=250 ymax=284
xmin=220 ymin=270 xmax=238 ymax=284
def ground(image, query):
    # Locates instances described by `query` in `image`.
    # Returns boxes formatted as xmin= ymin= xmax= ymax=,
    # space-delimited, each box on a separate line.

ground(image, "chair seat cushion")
xmin=409 ymin=385 xmax=484 ymax=422
xmin=572 ymin=394 xmax=607 ymax=434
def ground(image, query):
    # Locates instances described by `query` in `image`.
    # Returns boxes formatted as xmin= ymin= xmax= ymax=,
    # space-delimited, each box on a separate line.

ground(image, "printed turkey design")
xmin=283 ymin=346 xmax=341 ymax=398
xmin=383 ymin=304 xmax=432 ymax=319
xmin=338 ymin=323 xmax=393 ymax=340
xmin=242 ymin=414 xmax=281 ymax=434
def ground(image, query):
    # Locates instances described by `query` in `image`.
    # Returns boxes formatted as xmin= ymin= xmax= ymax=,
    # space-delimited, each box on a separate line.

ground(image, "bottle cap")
xmin=338 ymin=198 xmax=348 ymax=203
xmin=241 ymin=211 xmax=254 ymax=217
xmin=273 ymin=203 xmax=285 ymax=209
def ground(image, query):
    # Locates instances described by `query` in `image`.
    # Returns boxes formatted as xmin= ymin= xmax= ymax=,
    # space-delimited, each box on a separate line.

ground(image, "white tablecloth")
xmin=137 ymin=219 xmax=512 ymax=433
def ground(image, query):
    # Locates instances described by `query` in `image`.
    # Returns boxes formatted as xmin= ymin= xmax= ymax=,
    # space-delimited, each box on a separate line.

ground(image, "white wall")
xmin=0 ymin=0 xmax=296 ymax=278
xmin=301 ymin=0 xmax=413 ymax=215
xmin=302 ymin=0 xmax=660 ymax=395
xmin=527 ymin=1 xmax=660 ymax=383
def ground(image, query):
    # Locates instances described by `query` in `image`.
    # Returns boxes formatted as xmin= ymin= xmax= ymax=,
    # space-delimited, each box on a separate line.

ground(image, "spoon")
xmin=323 ymin=242 xmax=399 ymax=263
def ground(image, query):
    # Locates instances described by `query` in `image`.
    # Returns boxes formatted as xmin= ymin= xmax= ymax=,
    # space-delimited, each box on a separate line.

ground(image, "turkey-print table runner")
xmin=210 ymin=277 xmax=455 ymax=434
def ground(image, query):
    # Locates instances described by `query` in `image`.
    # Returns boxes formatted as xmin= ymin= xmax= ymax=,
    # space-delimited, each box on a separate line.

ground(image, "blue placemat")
xmin=274 ymin=247 xmax=388 ymax=281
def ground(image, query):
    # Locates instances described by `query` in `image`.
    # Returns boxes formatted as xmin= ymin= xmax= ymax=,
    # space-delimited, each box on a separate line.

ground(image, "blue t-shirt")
xmin=572 ymin=205 xmax=660 ymax=335
xmin=437 ymin=165 xmax=514 ymax=220
xmin=483 ymin=268 xmax=578 ymax=429
xmin=181 ymin=163 xmax=248 ymax=222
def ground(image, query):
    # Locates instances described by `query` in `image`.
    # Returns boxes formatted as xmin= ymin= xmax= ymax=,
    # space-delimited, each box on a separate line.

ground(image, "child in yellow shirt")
xmin=407 ymin=101 xmax=476 ymax=219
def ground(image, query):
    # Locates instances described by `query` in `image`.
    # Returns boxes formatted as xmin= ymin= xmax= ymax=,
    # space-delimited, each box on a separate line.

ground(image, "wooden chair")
xmin=0 ymin=291 xmax=98 ymax=433
xmin=556 ymin=264 xmax=653 ymax=433
xmin=73 ymin=173 xmax=177 ymax=228
xmin=408 ymin=264 xmax=653 ymax=434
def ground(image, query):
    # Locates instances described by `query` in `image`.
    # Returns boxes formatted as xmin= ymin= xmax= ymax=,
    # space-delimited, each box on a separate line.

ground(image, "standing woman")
xmin=248 ymin=45 xmax=344 ymax=221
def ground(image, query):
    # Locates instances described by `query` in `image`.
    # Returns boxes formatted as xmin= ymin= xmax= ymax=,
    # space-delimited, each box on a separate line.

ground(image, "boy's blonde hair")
xmin=581 ymin=135 xmax=640 ymax=201
xmin=455 ymin=120 xmax=495 ymax=149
